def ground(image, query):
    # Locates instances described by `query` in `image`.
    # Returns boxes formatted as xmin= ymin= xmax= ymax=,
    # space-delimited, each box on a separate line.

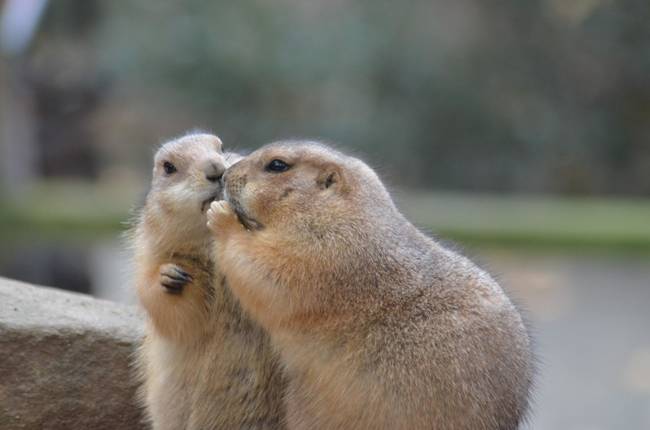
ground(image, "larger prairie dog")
xmin=207 ymin=141 xmax=534 ymax=430
xmin=132 ymin=133 xmax=285 ymax=430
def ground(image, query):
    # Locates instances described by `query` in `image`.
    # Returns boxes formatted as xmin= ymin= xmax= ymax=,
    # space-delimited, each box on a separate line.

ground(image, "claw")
xmin=161 ymin=278 xmax=185 ymax=294
xmin=160 ymin=265 xmax=192 ymax=294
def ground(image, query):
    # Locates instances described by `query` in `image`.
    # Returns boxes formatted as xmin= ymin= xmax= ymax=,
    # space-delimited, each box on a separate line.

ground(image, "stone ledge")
xmin=0 ymin=277 xmax=146 ymax=429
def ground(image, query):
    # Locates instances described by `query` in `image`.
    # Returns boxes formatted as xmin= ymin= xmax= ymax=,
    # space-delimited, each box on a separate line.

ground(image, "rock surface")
xmin=0 ymin=277 xmax=146 ymax=429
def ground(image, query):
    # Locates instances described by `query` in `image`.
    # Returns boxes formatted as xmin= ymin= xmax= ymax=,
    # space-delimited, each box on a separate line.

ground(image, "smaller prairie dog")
xmin=207 ymin=141 xmax=534 ymax=430
xmin=132 ymin=133 xmax=285 ymax=430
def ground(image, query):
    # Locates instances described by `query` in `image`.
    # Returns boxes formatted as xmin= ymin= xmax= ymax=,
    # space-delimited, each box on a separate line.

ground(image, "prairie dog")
xmin=132 ymin=133 xmax=285 ymax=430
xmin=207 ymin=141 xmax=534 ymax=430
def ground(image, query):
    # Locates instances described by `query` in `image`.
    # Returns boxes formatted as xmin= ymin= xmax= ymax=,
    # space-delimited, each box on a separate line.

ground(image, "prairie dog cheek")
xmin=246 ymin=183 xmax=276 ymax=219
xmin=156 ymin=183 xmax=196 ymax=215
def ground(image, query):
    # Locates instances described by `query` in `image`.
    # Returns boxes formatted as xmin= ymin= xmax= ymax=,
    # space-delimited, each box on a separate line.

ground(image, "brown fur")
xmin=132 ymin=133 xmax=285 ymax=430
xmin=207 ymin=141 xmax=534 ymax=430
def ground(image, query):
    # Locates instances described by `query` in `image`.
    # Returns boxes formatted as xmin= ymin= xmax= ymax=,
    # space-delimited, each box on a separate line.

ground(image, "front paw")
xmin=159 ymin=263 xmax=192 ymax=294
xmin=207 ymin=200 xmax=241 ymax=237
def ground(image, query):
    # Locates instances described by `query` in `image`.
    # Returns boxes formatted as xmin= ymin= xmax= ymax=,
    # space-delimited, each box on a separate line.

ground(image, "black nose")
xmin=205 ymin=161 xmax=225 ymax=182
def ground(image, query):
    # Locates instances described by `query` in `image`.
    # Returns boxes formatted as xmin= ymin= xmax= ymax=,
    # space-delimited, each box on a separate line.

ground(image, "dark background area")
xmin=3 ymin=0 xmax=650 ymax=194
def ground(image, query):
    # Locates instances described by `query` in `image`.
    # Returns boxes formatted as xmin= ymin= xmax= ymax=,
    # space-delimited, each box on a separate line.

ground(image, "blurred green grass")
xmin=2 ymin=183 xmax=650 ymax=252
xmin=396 ymin=191 xmax=650 ymax=252
xmin=0 ymin=181 xmax=141 ymax=243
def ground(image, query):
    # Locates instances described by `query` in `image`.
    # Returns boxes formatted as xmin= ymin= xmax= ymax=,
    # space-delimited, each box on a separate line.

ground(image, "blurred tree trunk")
xmin=0 ymin=58 xmax=38 ymax=194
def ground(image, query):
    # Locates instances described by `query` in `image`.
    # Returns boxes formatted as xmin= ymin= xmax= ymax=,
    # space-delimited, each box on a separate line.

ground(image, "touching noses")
xmin=203 ymin=159 xmax=226 ymax=183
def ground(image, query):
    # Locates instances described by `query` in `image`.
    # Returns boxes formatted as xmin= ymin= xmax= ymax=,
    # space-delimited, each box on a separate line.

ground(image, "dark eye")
xmin=266 ymin=159 xmax=291 ymax=173
xmin=163 ymin=161 xmax=177 ymax=175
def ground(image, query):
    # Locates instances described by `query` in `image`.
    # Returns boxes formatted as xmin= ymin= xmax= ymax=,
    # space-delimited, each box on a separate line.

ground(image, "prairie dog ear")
xmin=316 ymin=164 xmax=348 ymax=193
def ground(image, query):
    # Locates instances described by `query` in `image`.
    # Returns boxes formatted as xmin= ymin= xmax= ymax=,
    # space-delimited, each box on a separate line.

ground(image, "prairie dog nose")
xmin=203 ymin=159 xmax=226 ymax=182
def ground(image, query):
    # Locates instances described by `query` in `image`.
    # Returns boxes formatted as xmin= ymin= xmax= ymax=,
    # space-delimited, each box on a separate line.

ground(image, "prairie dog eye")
xmin=266 ymin=159 xmax=291 ymax=173
xmin=163 ymin=161 xmax=177 ymax=175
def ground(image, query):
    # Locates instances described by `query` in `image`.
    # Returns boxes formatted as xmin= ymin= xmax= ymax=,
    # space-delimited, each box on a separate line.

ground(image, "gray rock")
xmin=0 ymin=277 xmax=146 ymax=429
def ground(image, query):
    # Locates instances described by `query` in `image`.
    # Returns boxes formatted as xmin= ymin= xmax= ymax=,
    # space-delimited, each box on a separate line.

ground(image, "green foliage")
xmin=81 ymin=0 xmax=650 ymax=195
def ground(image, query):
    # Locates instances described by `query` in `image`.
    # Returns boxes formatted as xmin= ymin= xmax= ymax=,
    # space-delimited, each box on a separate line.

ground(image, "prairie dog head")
xmin=223 ymin=141 xmax=394 ymax=234
xmin=215 ymin=141 xmax=402 ymax=326
xmin=146 ymin=133 xmax=237 ymax=238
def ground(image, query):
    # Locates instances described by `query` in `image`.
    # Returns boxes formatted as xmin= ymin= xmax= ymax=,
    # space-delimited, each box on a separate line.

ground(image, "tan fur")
xmin=132 ymin=133 xmax=285 ymax=430
xmin=207 ymin=141 xmax=534 ymax=430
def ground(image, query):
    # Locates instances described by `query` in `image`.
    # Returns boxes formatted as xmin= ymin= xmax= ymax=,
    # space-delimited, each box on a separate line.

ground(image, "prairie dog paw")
xmin=207 ymin=200 xmax=240 ymax=234
xmin=208 ymin=200 xmax=234 ymax=217
xmin=159 ymin=263 xmax=192 ymax=294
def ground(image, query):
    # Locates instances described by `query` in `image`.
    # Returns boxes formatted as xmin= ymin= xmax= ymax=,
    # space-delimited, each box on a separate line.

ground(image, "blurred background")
xmin=0 ymin=0 xmax=649 ymax=428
